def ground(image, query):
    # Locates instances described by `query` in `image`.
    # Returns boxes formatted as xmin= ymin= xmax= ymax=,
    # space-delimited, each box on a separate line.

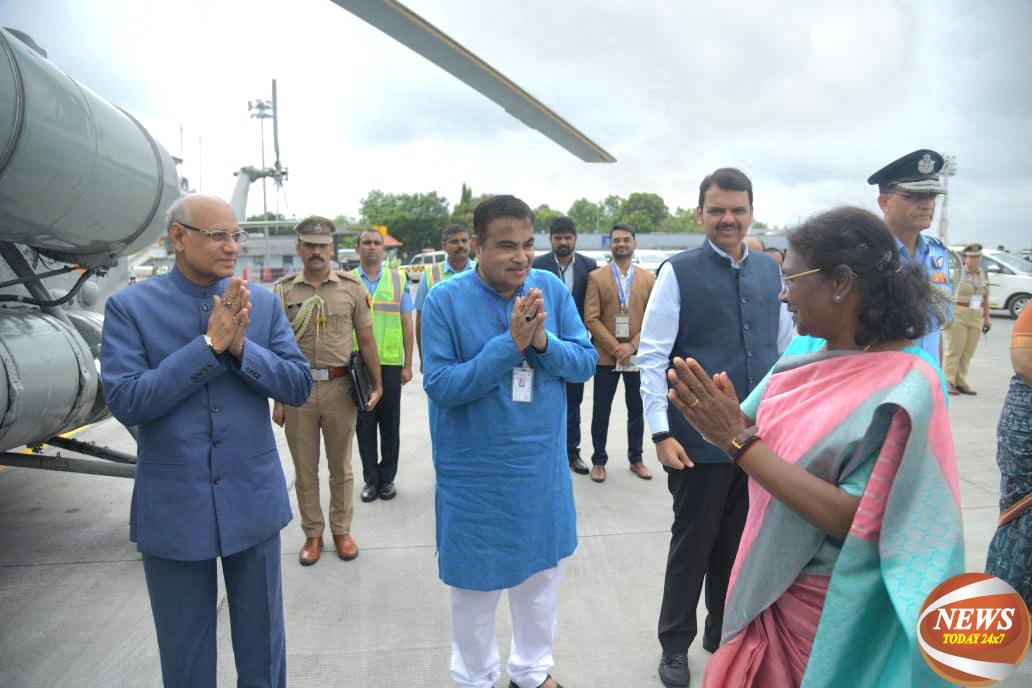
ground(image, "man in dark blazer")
xmin=532 ymin=216 xmax=598 ymax=474
xmin=101 ymin=194 xmax=313 ymax=688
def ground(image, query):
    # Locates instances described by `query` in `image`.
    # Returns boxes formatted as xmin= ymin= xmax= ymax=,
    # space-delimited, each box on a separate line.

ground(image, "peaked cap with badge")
xmin=867 ymin=149 xmax=946 ymax=194
xmin=295 ymin=215 xmax=336 ymax=244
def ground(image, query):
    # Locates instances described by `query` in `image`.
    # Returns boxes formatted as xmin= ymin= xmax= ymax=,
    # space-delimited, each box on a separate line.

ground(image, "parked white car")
xmin=401 ymin=250 xmax=448 ymax=283
xmin=950 ymin=246 xmax=1031 ymax=318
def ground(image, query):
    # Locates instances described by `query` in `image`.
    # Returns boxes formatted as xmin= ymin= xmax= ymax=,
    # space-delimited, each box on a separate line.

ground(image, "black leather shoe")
xmin=360 ymin=482 xmax=379 ymax=502
xmin=659 ymin=653 xmax=691 ymax=687
xmin=568 ymin=452 xmax=589 ymax=475
xmin=379 ymin=482 xmax=397 ymax=500
xmin=509 ymin=675 xmax=563 ymax=688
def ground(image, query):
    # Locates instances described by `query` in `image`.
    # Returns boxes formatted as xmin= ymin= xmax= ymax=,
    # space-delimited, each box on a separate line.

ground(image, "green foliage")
xmin=614 ymin=192 xmax=669 ymax=233
xmin=448 ymin=184 xmax=491 ymax=230
xmin=567 ymin=198 xmax=603 ymax=233
xmin=359 ymin=190 xmax=450 ymax=252
xmin=752 ymin=220 xmax=769 ymax=230
xmin=533 ymin=204 xmax=563 ymax=233
xmin=659 ymin=207 xmax=704 ymax=233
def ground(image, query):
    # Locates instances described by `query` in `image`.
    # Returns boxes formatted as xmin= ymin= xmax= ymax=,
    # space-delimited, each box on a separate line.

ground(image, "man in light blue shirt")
xmin=415 ymin=223 xmax=476 ymax=369
xmin=868 ymin=149 xmax=953 ymax=363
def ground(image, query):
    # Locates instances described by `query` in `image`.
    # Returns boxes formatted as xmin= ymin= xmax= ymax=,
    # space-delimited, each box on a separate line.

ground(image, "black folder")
xmin=349 ymin=351 xmax=373 ymax=412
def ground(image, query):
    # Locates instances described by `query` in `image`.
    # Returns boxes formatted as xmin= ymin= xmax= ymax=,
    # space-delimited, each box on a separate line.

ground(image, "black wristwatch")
xmin=726 ymin=426 xmax=762 ymax=462
xmin=652 ymin=432 xmax=673 ymax=444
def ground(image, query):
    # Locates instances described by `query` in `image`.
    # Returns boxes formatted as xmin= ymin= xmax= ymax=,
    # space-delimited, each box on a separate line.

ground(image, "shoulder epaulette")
xmin=336 ymin=269 xmax=361 ymax=283
xmin=926 ymin=236 xmax=945 ymax=249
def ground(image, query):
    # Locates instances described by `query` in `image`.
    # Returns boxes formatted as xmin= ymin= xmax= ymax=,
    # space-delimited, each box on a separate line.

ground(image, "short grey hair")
xmin=165 ymin=195 xmax=192 ymax=232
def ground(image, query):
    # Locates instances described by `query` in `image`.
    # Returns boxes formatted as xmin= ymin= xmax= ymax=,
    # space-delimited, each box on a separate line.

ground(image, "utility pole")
xmin=938 ymin=154 xmax=957 ymax=245
xmin=248 ymin=96 xmax=274 ymax=269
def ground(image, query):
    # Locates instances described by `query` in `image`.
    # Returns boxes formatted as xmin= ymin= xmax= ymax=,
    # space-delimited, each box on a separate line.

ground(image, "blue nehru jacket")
xmin=666 ymin=242 xmax=782 ymax=463
xmin=101 ymin=267 xmax=313 ymax=561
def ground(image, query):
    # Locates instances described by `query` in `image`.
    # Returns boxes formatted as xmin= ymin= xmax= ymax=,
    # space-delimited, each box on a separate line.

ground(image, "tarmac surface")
xmin=1 ymin=313 xmax=1030 ymax=687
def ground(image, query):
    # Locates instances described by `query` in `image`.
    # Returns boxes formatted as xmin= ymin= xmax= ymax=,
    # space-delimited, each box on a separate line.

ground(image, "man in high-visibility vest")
xmin=353 ymin=229 xmax=414 ymax=502
xmin=414 ymin=224 xmax=476 ymax=370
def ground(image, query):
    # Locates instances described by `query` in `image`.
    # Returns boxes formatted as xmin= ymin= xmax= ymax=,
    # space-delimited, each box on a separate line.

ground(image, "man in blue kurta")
xmin=421 ymin=195 xmax=597 ymax=688
xmin=100 ymin=194 xmax=312 ymax=688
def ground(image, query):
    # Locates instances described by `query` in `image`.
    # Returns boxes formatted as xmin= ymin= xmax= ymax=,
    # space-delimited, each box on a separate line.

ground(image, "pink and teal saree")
xmin=703 ymin=344 xmax=964 ymax=687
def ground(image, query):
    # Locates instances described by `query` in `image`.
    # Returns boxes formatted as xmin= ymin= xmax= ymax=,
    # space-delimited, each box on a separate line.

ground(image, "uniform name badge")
xmin=311 ymin=368 xmax=330 ymax=382
xmin=512 ymin=362 xmax=534 ymax=403
xmin=969 ymin=294 xmax=983 ymax=310
xmin=615 ymin=314 xmax=631 ymax=339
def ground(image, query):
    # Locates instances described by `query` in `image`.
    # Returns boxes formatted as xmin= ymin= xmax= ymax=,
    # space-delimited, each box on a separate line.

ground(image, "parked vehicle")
xmin=950 ymin=246 xmax=1031 ymax=318
xmin=401 ymin=250 xmax=448 ymax=283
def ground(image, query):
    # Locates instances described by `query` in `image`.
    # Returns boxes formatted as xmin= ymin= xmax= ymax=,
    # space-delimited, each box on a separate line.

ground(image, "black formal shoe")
xmin=658 ymin=653 xmax=691 ymax=687
xmin=360 ymin=482 xmax=379 ymax=502
xmin=379 ymin=482 xmax=397 ymax=500
xmin=509 ymin=675 xmax=563 ymax=688
xmin=568 ymin=452 xmax=589 ymax=475
xmin=702 ymin=635 xmax=720 ymax=653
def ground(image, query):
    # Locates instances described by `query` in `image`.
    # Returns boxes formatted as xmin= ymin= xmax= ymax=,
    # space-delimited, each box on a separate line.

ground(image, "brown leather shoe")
xmin=947 ymin=383 xmax=960 ymax=395
xmin=333 ymin=533 xmax=359 ymax=560
xmin=590 ymin=465 xmax=606 ymax=482
xmin=957 ymin=385 xmax=977 ymax=395
xmin=629 ymin=461 xmax=653 ymax=480
xmin=299 ymin=537 xmax=322 ymax=566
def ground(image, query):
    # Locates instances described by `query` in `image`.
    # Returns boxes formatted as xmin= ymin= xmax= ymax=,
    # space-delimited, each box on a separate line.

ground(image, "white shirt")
xmin=555 ymin=254 xmax=576 ymax=292
xmin=638 ymin=240 xmax=795 ymax=435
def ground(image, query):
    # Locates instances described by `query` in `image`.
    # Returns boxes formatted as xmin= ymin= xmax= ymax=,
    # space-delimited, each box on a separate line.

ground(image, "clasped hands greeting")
xmin=509 ymin=288 xmax=548 ymax=353
xmin=665 ymin=357 xmax=749 ymax=458
xmin=206 ymin=277 xmax=251 ymax=359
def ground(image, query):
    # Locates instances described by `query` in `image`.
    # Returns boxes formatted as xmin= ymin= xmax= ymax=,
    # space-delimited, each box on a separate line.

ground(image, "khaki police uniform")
xmin=944 ymin=266 xmax=990 ymax=390
xmin=275 ymin=220 xmax=373 ymax=539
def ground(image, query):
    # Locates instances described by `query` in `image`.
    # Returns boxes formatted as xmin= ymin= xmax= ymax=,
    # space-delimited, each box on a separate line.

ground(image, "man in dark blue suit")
xmin=532 ymin=216 xmax=598 ymax=474
xmin=101 ymin=194 xmax=312 ymax=688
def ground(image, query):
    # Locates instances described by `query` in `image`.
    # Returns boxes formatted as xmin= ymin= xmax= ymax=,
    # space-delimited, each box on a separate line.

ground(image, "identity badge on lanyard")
xmin=474 ymin=279 xmax=534 ymax=403
xmin=612 ymin=262 xmax=634 ymax=340
xmin=968 ymin=273 xmax=984 ymax=310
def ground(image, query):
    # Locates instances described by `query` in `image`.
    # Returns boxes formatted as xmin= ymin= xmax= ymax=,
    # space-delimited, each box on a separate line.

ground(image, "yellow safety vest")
xmin=425 ymin=259 xmax=474 ymax=289
xmin=352 ymin=268 xmax=405 ymax=365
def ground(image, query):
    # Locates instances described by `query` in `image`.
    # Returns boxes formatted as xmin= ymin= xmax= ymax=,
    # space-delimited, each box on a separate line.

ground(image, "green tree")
xmin=752 ymin=220 xmax=769 ymax=230
xmin=567 ymin=198 xmax=603 ymax=234
xmin=615 ymin=192 xmax=669 ymax=233
xmin=533 ymin=204 xmax=562 ymax=233
xmin=359 ymin=190 xmax=450 ymax=253
xmin=659 ymin=207 xmax=704 ymax=233
xmin=246 ymin=211 xmax=286 ymax=222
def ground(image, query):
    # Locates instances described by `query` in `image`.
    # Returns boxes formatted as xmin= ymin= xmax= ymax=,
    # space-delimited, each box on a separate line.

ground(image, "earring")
xmin=833 ymin=296 xmax=841 ymax=302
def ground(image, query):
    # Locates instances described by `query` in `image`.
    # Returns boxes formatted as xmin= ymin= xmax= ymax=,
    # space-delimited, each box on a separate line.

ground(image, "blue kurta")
xmin=421 ymin=268 xmax=597 ymax=591
xmin=101 ymin=266 xmax=313 ymax=561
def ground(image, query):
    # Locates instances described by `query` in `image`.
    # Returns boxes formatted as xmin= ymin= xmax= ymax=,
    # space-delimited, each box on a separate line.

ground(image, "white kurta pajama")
xmin=421 ymin=268 xmax=597 ymax=687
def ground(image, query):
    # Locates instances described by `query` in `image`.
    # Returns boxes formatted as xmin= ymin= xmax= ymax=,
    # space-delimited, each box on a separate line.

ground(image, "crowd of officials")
xmin=97 ymin=148 xmax=1030 ymax=688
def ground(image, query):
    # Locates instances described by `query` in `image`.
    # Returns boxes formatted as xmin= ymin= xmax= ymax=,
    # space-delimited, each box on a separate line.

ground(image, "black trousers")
xmin=658 ymin=461 xmax=749 ymax=654
xmin=590 ymin=366 xmax=644 ymax=465
xmin=566 ymin=381 xmax=584 ymax=454
xmin=356 ymin=364 xmax=402 ymax=486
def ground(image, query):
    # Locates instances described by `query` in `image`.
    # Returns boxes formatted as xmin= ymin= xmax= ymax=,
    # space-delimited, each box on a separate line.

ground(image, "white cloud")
xmin=3 ymin=0 xmax=1030 ymax=248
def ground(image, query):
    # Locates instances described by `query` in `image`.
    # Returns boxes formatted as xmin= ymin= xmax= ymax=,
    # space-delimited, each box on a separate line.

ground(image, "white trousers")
xmin=449 ymin=565 xmax=563 ymax=688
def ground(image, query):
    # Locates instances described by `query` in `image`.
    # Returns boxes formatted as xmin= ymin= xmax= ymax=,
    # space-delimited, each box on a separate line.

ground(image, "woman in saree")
xmin=667 ymin=207 xmax=964 ymax=687
xmin=985 ymin=302 xmax=1032 ymax=612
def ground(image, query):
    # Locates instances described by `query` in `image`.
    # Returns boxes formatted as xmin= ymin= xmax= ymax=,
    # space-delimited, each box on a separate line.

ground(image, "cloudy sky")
xmin=4 ymin=0 xmax=1030 ymax=248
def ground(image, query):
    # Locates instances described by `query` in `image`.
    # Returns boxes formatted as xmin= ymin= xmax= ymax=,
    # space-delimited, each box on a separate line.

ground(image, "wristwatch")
xmin=204 ymin=334 xmax=216 ymax=355
xmin=726 ymin=426 xmax=761 ymax=462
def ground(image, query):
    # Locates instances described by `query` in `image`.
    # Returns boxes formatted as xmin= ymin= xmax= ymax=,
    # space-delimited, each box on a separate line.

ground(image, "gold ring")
xmin=689 ymin=398 xmax=701 ymax=408
xmin=232 ymin=314 xmax=240 ymax=325
xmin=524 ymin=314 xmax=533 ymax=322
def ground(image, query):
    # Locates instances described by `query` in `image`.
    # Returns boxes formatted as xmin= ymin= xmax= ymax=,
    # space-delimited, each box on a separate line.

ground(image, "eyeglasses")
xmin=179 ymin=222 xmax=248 ymax=244
xmin=781 ymin=267 xmax=822 ymax=283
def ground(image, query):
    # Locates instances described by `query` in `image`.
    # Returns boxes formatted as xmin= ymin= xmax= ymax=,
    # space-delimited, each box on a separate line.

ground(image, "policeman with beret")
xmin=868 ymin=149 xmax=953 ymax=362
xmin=273 ymin=216 xmax=383 ymax=566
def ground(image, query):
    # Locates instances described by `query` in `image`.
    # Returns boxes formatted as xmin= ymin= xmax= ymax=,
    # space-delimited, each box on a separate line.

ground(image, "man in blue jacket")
xmin=422 ymin=195 xmax=597 ymax=688
xmin=101 ymin=193 xmax=312 ymax=688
